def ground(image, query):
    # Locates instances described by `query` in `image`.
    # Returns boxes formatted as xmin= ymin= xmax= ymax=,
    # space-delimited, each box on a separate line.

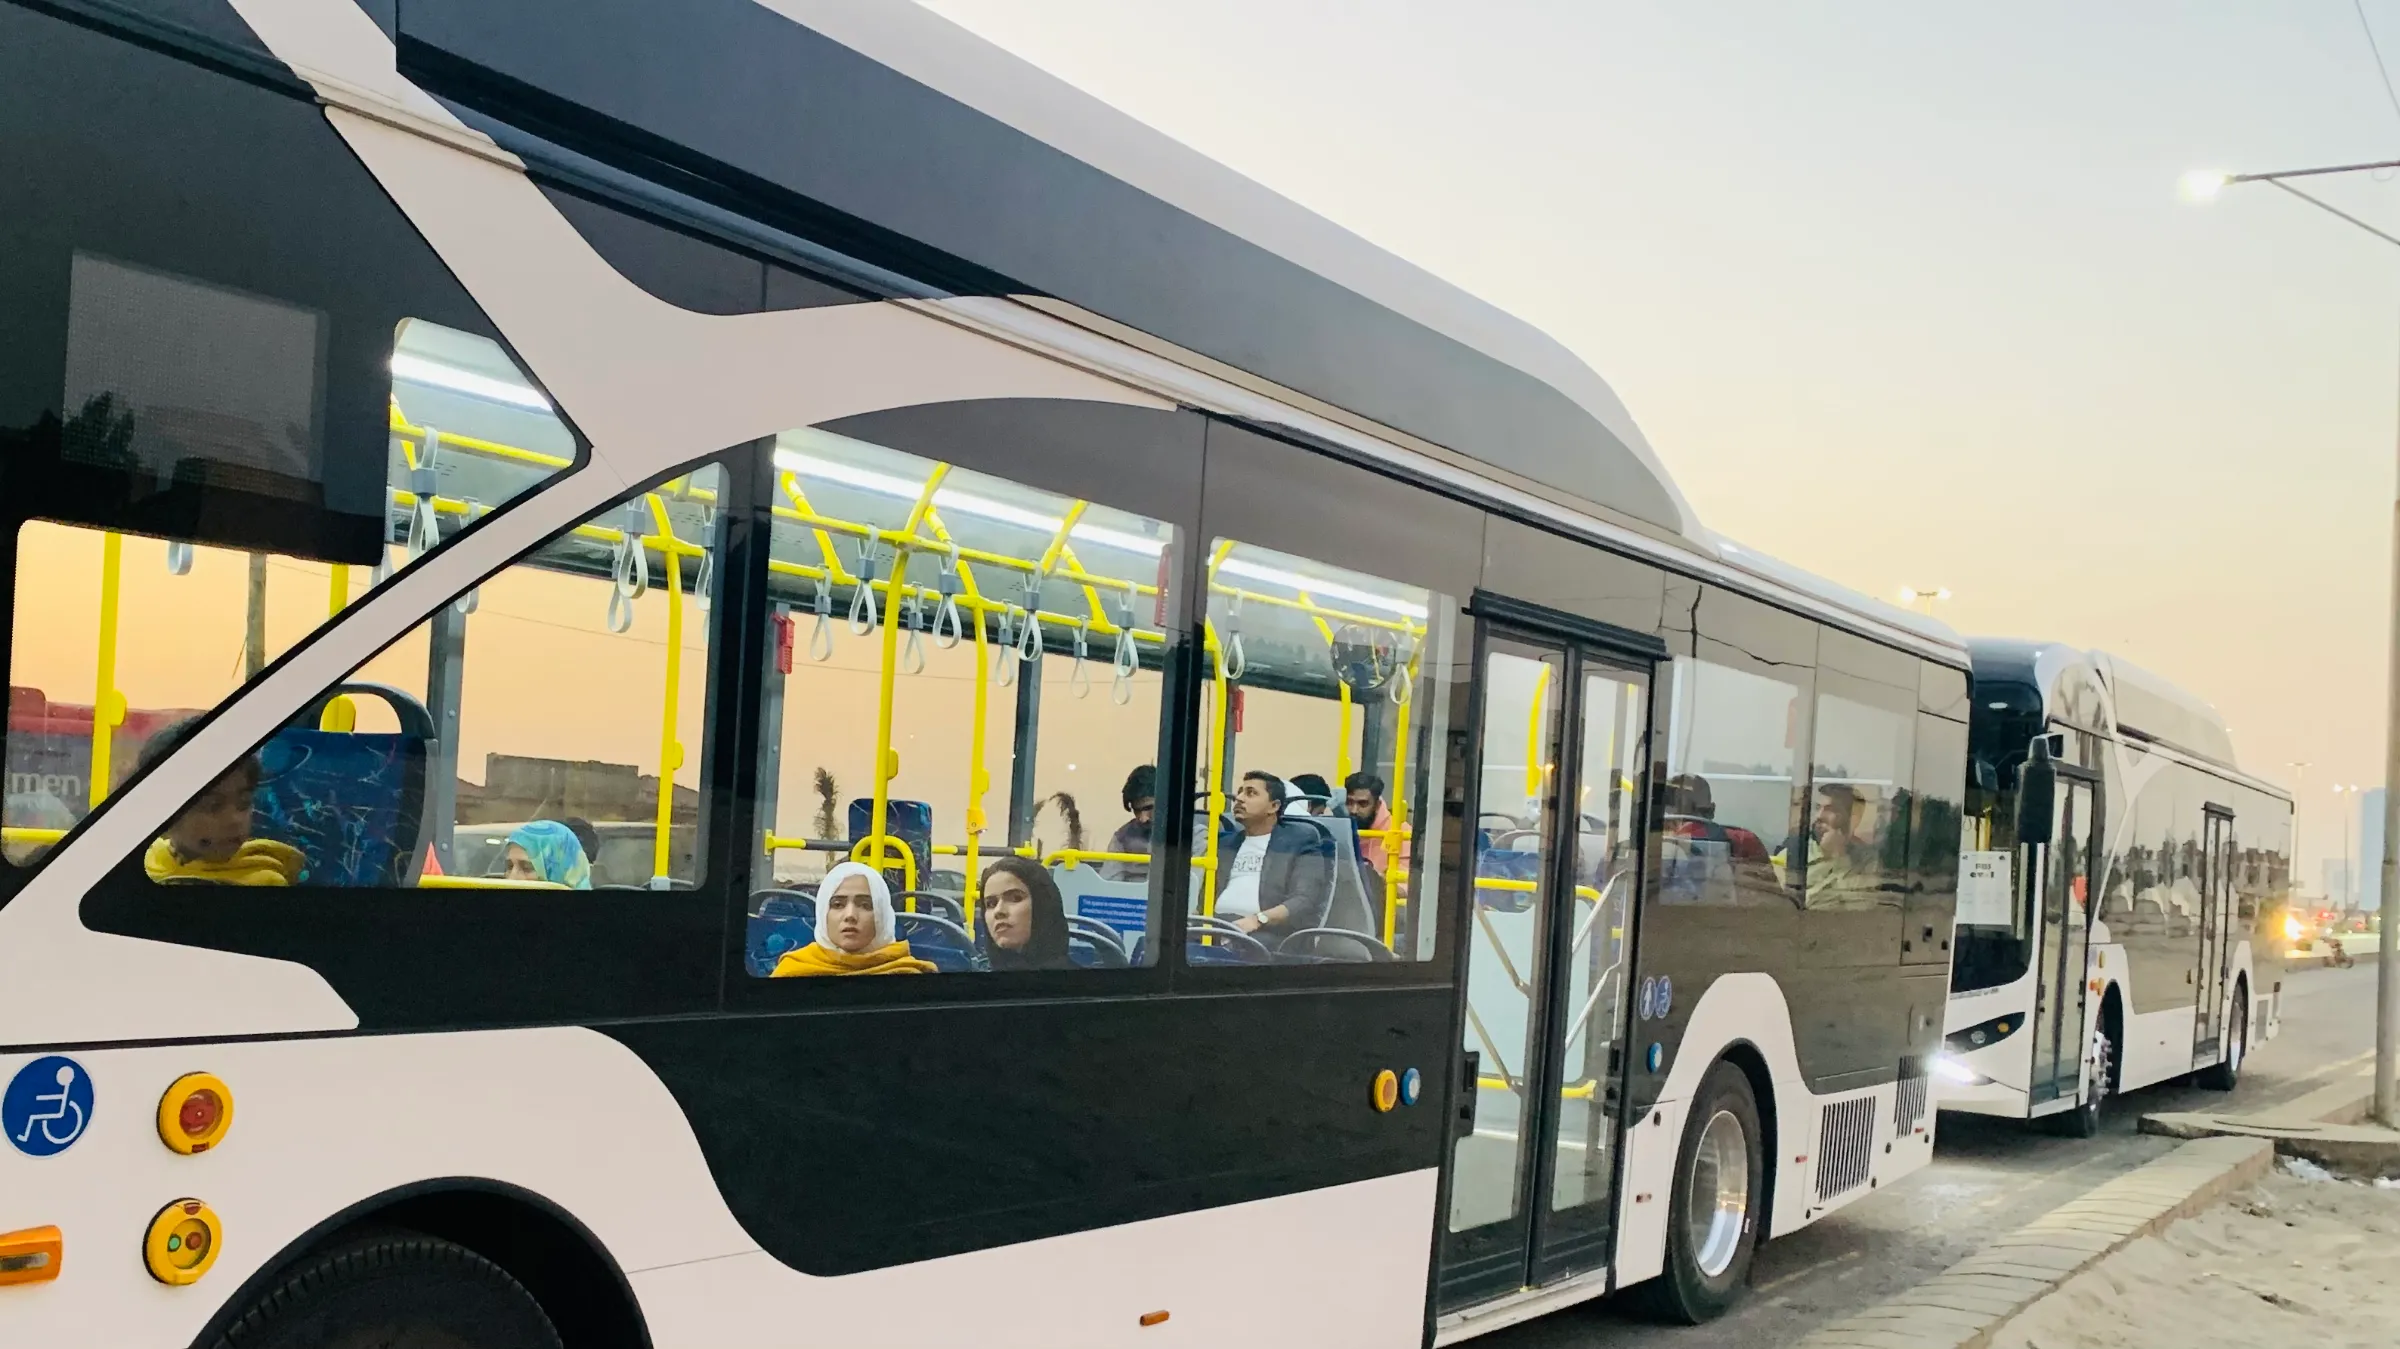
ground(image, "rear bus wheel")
xmin=1630 ymin=1061 xmax=1764 ymax=1324
xmin=207 ymin=1231 xmax=562 ymax=1349
xmin=2200 ymin=982 xmax=2247 ymax=1091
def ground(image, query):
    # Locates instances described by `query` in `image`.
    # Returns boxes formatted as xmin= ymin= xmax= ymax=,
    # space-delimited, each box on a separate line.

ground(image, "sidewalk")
xmin=1985 ymin=1161 xmax=2400 ymax=1348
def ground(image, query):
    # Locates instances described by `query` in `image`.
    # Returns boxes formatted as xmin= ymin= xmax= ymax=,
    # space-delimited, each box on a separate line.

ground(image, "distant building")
xmin=2325 ymin=859 xmax=2353 ymax=909
xmin=2365 ymin=788 xmax=2387 ymax=914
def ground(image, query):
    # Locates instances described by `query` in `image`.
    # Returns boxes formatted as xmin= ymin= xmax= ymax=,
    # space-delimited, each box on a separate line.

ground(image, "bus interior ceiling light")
xmin=770 ymin=447 xmax=1168 ymax=556
xmin=390 ymin=353 xmax=553 ymax=412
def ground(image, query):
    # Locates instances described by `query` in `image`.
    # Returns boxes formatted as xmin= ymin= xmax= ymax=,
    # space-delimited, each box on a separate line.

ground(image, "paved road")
xmin=1481 ymin=962 xmax=2380 ymax=1348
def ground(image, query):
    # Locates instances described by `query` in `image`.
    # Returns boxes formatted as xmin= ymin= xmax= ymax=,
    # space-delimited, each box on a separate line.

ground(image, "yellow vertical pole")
xmin=328 ymin=563 xmax=350 ymax=618
xmin=928 ymin=507 xmax=990 ymax=933
xmin=1382 ymin=644 xmax=1419 ymax=950
xmin=88 ymin=532 xmax=126 ymax=809
xmin=1525 ymin=662 xmax=1551 ymax=799
xmin=646 ymin=494 xmax=686 ymax=883
xmin=869 ymin=466 xmax=947 ymax=866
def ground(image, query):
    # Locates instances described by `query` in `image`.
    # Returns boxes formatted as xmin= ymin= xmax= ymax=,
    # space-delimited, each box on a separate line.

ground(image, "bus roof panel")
xmin=392 ymin=0 xmax=1700 ymax=539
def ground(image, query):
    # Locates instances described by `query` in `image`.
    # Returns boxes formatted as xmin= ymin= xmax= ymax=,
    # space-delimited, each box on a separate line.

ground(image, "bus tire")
xmin=207 ymin=1231 xmax=562 ymax=1349
xmin=1628 ymin=1061 xmax=1763 ymax=1324
xmin=2046 ymin=1027 xmax=2110 ymax=1138
xmin=2199 ymin=980 xmax=2247 ymax=1091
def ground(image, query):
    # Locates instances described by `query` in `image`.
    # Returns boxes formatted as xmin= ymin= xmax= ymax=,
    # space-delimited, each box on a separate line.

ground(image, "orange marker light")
xmin=0 ymin=1227 xmax=62 ymax=1286
xmin=1371 ymin=1069 xmax=1400 ymax=1113
xmin=1140 ymin=1311 xmax=1171 ymax=1327
xmin=157 ymin=1074 xmax=234 ymax=1156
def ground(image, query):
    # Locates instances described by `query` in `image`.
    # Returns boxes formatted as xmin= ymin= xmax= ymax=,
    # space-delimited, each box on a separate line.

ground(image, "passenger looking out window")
xmin=1102 ymin=764 xmax=1156 ymax=882
xmin=1214 ymin=770 xmax=1334 ymax=938
xmin=500 ymin=820 xmax=592 ymax=889
xmin=1787 ymin=783 xmax=1879 ymax=909
xmin=772 ymin=862 xmax=936 ymax=977
xmin=978 ymin=856 xmax=1072 ymax=971
xmin=139 ymin=720 xmax=302 ymax=887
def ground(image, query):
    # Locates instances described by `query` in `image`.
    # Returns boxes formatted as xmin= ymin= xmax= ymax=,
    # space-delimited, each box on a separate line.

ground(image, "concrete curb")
xmin=1791 ymin=1135 xmax=2273 ymax=1349
xmin=2139 ymin=1073 xmax=2400 ymax=1177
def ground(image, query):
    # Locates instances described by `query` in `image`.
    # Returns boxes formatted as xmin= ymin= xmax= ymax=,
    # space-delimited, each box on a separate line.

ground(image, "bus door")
xmin=1438 ymin=621 xmax=1652 ymax=1311
xmin=2028 ymin=773 xmax=2097 ymax=1107
xmin=2193 ymin=807 xmax=2234 ymax=1065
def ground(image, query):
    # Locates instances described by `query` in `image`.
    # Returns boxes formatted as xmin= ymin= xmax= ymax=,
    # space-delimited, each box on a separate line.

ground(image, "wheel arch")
xmin=1712 ymin=1039 xmax=1778 ymax=1234
xmin=190 ymin=1178 xmax=648 ymax=1349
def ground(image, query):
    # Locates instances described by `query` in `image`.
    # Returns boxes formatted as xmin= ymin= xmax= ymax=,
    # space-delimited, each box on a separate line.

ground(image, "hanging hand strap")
xmin=933 ymin=544 xmax=965 ymax=648
xmin=995 ymin=609 xmax=1019 ymax=687
xmin=606 ymin=501 xmax=650 ymax=635
xmin=848 ymin=538 xmax=881 ymax=635
xmin=810 ymin=575 xmax=836 ymax=662
xmin=1110 ymin=595 xmax=1139 ymax=706
xmin=405 ymin=424 xmax=444 ymax=561
xmin=901 ymin=595 xmax=928 ymax=675
xmin=1069 ymin=617 xmax=1092 ymax=698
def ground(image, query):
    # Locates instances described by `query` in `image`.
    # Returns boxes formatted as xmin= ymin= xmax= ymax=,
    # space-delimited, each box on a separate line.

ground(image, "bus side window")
xmin=1185 ymin=539 xmax=1454 ymax=967
xmin=748 ymin=424 xmax=1182 ymax=977
xmin=4 ymin=320 xmax=571 ymax=873
xmin=128 ymin=462 xmax=727 ymax=894
xmin=1658 ymin=657 xmax=1804 ymax=909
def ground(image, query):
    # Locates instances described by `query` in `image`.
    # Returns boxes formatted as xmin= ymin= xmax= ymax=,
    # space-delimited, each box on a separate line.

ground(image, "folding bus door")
xmin=2028 ymin=774 xmax=2096 ymax=1108
xmin=1438 ymin=618 xmax=1653 ymax=1311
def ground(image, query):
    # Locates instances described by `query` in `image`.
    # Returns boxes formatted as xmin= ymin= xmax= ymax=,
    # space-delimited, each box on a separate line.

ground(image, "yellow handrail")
xmin=88 ymin=532 xmax=126 ymax=810
xmin=1524 ymin=661 xmax=1550 ymax=800
xmin=1477 ymin=1074 xmax=1598 ymax=1100
xmin=1045 ymin=848 xmax=1151 ymax=870
xmin=645 ymin=491 xmax=688 ymax=883
xmin=416 ymin=874 xmax=566 ymax=891
xmin=1 ymin=828 xmax=67 ymax=847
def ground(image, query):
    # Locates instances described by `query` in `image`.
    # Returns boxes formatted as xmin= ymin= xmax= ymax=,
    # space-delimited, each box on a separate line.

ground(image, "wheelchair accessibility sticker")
xmin=6 ymin=1056 xmax=94 ymax=1157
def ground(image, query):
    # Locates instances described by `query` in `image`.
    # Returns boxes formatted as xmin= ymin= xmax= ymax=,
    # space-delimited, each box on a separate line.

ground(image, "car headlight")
xmin=1931 ymin=1053 xmax=1990 ymax=1086
xmin=2284 ymin=915 xmax=2304 ymax=942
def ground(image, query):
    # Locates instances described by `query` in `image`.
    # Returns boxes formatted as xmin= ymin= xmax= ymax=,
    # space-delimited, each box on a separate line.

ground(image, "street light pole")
xmin=2185 ymin=158 xmax=2400 ymax=1123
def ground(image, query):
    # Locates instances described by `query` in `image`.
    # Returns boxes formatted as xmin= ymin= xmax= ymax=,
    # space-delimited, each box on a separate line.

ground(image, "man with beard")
xmin=1101 ymin=763 xmax=1156 ymax=881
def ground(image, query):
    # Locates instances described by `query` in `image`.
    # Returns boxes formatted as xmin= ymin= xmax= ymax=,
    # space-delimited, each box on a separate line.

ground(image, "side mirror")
xmin=2015 ymin=734 xmax=2057 ymax=846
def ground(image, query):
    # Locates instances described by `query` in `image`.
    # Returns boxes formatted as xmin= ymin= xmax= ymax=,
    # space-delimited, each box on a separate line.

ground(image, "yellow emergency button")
xmin=157 ymin=1073 xmax=233 ymax=1155
xmin=143 ymin=1199 xmax=221 ymax=1286
xmin=1372 ymin=1069 xmax=1400 ymax=1113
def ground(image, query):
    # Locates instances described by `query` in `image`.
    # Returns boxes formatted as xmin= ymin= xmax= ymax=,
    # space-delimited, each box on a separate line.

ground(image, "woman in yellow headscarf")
xmin=772 ymin=861 xmax=937 ymax=977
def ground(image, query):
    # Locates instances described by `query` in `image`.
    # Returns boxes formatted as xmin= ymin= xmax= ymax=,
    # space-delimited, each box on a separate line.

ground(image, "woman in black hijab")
xmin=979 ymin=856 xmax=1074 ymax=971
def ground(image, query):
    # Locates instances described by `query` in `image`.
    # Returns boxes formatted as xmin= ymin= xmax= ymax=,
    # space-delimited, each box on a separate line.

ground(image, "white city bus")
xmin=1 ymin=2 xmax=1970 ymax=1344
xmin=1936 ymin=641 xmax=2292 ymax=1135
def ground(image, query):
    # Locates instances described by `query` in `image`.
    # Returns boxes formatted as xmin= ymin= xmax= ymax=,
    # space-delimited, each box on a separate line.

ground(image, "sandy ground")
xmin=1989 ymin=1164 xmax=2400 ymax=1349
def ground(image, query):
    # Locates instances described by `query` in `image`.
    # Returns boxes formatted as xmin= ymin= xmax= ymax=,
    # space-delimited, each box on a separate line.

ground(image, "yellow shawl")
xmin=146 ymin=838 xmax=305 ymax=887
xmin=772 ymin=940 xmax=936 ymax=978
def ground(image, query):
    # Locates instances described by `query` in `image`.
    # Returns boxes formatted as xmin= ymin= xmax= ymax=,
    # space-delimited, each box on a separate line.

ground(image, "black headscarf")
xmin=979 ymin=856 xmax=1073 ymax=971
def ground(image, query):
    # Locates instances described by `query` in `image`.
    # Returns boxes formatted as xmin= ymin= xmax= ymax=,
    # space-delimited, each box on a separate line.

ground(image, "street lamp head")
xmin=2180 ymin=169 xmax=2231 ymax=202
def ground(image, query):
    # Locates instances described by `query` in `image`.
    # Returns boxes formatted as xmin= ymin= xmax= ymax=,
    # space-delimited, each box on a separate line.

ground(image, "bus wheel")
xmin=2200 ymin=983 xmax=2247 ymax=1091
xmin=1630 ymin=1061 xmax=1763 ymax=1324
xmin=208 ymin=1231 xmax=561 ymax=1349
xmin=2049 ymin=1029 xmax=2110 ymax=1138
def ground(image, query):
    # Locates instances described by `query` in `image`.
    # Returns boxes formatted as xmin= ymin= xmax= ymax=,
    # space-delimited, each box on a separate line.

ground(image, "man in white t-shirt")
xmin=1212 ymin=770 xmax=1334 ymax=940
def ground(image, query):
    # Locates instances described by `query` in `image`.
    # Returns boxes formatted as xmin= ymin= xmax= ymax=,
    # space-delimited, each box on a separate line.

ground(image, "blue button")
xmin=1399 ymin=1067 xmax=1422 ymax=1106
xmin=5 ymin=1055 xmax=94 ymax=1157
xmin=1645 ymin=1043 xmax=1664 ymax=1073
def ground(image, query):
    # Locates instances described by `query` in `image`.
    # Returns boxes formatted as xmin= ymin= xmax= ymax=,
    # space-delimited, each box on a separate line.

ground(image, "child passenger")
xmin=138 ymin=720 xmax=303 ymax=886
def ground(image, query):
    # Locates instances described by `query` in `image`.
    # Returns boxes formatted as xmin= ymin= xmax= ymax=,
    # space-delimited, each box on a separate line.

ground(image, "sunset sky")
xmin=920 ymin=0 xmax=2400 ymax=894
